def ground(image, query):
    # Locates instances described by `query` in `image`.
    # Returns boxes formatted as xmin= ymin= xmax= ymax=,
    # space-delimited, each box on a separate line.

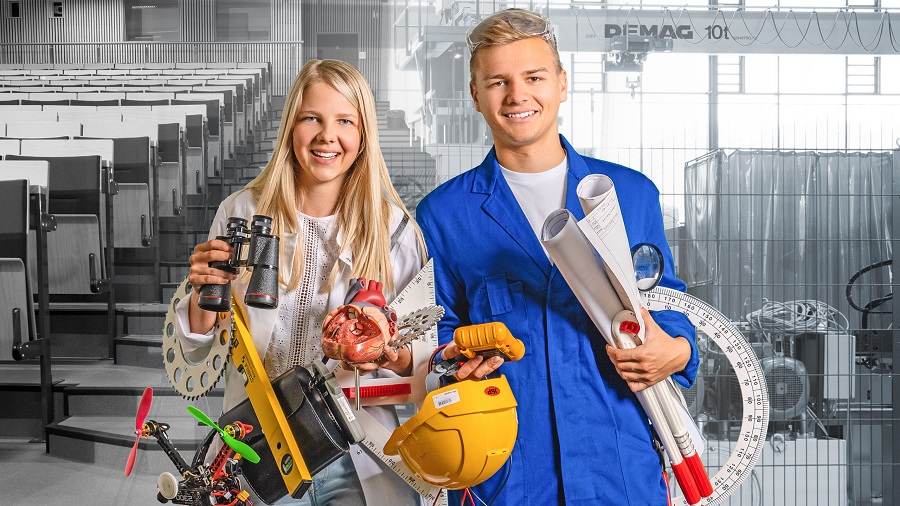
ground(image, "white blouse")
xmin=265 ymin=213 xmax=337 ymax=378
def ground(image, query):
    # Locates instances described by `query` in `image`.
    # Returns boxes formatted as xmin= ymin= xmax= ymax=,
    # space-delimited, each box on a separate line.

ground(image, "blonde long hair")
xmin=246 ymin=59 xmax=423 ymax=293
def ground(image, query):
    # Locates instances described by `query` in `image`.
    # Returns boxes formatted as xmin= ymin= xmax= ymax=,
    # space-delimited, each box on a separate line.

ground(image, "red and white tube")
xmin=613 ymin=310 xmax=710 ymax=505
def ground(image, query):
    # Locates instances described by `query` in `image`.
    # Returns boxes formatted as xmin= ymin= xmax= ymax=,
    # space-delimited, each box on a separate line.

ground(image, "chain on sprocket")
xmin=162 ymin=278 xmax=231 ymax=399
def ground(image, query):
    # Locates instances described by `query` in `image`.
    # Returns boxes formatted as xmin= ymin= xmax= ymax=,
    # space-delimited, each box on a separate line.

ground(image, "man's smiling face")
xmin=470 ymin=37 xmax=568 ymax=152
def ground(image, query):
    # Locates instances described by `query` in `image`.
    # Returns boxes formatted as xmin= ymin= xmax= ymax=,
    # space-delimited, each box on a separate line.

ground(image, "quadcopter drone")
xmin=125 ymin=387 xmax=261 ymax=506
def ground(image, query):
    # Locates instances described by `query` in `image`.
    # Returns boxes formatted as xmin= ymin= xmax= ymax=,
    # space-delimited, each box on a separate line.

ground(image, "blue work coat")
xmin=416 ymin=135 xmax=699 ymax=506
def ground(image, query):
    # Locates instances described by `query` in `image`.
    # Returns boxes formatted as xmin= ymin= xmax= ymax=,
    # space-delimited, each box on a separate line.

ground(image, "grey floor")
xmin=0 ymin=437 xmax=163 ymax=506
xmin=0 ymin=361 xmax=222 ymax=506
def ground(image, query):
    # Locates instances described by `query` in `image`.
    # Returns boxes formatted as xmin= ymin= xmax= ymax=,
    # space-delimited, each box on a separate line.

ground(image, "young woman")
xmin=173 ymin=59 xmax=425 ymax=506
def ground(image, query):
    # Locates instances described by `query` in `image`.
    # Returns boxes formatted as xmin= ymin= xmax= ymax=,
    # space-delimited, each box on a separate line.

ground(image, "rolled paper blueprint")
xmin=575 ymin=174 xmax=646 ymax=341
xmin=541 ymin=209 xmax=627 ymax=349
xmin=542 ymin=210 xmax=701 ymax=504
xmin=542 ymin=179 xmax=711 ymax=504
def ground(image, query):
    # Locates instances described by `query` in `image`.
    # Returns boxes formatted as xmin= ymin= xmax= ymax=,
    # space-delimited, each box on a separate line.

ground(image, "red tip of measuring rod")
xmin=671 ymin=460 xmax=701 ymax=506
xmin=684 ymin=452 xmax=713 ymax=498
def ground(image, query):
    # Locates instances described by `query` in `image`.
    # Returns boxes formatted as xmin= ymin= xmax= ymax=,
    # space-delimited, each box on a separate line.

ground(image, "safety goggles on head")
xmin=466 ymin=11 xmax=557 ymax=54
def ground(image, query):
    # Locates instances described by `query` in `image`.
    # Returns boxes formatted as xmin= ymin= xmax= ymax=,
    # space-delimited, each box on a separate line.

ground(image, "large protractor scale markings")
xmin=162 ymin=278 xmax=231 ymax=399
xmin=643 ymin=287 xmax=769 ymax=506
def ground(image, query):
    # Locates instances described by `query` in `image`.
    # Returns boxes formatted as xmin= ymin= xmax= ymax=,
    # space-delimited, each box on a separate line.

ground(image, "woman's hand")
xmin=188 ymin=239 xmax=236 ymax=292
xmin=187 ymin=239 xmax=236 ymax=334
xmin=342 ymin=344 xmax=413 ymax=376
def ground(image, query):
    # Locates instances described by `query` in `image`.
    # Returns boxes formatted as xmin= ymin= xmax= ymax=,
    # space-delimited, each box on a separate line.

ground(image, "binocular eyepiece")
xmin=197 ymin=215 xmax=280 ymax=312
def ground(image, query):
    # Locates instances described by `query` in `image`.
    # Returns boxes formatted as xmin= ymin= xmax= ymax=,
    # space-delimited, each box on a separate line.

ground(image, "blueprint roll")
xmin=575 ymin=172 xmax=614 ymax=214
xmin=541 ymin=209 xmax=625 ymax=348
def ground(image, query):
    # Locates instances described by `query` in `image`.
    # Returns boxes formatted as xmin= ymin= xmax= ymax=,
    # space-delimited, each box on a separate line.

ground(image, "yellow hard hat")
xmin=383 ymin=375 xmax=518 ymax=490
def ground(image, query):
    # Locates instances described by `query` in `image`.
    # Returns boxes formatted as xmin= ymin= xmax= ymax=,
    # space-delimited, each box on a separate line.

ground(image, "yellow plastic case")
xmin=453 ymin=322 xmax=526 ymax=362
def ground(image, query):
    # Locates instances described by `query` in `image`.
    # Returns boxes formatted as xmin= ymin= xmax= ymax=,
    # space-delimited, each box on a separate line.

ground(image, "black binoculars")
xmin=197 ymin=215 xmax=280 ymax=312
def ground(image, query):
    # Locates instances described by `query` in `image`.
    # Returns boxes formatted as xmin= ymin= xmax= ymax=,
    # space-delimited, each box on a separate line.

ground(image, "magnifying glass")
xmin=632 ymin=243 xmax=663 ymax=292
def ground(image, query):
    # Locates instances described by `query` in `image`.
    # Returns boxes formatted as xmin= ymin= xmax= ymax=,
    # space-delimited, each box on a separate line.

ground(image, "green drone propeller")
xmin=187 ymin=405 xmax=261 ymax=464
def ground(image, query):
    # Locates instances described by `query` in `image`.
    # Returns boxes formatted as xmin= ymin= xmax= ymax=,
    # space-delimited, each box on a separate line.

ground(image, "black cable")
xmin=861 ymin=294 xmax=893 ymax=329
xmin=486 ymin=454 xmax=513 ymax=506
xmin=845 ymin=259 xmax=892 ymax=310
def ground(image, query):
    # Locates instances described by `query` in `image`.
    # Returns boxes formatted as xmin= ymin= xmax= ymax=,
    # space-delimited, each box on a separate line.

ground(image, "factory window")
xmin=215 ymin=0 xmax=271 ymax=42
xmin=124 ymin=0 xmax=180 ymax=41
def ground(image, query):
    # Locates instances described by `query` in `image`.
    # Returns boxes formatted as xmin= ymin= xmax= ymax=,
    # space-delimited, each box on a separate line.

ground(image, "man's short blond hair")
xmin=467 ymin=8 xmax=562 ymax=83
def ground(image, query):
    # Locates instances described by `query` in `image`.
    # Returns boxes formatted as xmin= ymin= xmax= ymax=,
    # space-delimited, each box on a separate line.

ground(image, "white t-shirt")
xmin=500 ymin=156 xmax=568 ymax=254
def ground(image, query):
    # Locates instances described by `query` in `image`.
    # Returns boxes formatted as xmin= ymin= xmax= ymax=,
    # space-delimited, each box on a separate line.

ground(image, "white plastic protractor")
xmin=643 ymin=287 xmax=769 ymax=506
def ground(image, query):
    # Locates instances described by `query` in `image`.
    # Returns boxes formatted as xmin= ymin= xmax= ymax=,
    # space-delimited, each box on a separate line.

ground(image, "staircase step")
xmin=250 ymin=152 xmax=271 ymax=164
xmin=160 ymin=263 xmax=189 ymax=285
xmin=47 ymin=415 xmax=214 ymax=474
xmin=261 ymin=126 xmax=281 ymax=142
xmin=117 ymin=303 xmax=168 ymax=335
xmin=63 ymin=383 xmax=224 ymax=418
xmin=161 ymin=283 xmax=180 ymax=303
xmin=115 ymin=334 xmax=165 ymax=368
xmin=255 ymin=139 xmax=275 ymax=151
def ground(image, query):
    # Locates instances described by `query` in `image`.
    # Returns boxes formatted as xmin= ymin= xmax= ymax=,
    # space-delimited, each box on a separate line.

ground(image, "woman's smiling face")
xmin=292 ymin=81 xmax=362 ymax=191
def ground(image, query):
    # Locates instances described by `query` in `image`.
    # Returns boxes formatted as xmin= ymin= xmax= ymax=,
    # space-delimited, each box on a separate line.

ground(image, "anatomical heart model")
xmin=321 ymin=278 xmax=399 ymax=364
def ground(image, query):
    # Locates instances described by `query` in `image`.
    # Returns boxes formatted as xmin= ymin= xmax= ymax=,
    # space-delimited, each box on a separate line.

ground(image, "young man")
xmin=415 ymin=8 xmax=699 ymax=505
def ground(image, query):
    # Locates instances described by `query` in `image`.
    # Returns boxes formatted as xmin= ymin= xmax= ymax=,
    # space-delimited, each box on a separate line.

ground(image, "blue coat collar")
xmin=470 ymin=135 xmax=592 ymax=277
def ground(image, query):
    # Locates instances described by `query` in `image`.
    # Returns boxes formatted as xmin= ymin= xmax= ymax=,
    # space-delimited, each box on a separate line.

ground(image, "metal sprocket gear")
xmin=392 ymin=305 xmax=444 ymax=348
xmin=162 ymin=278 xmax=231 ymax=399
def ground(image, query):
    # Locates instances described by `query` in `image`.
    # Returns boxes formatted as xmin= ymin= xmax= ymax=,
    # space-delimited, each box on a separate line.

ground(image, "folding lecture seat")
xmin=167 ymin=79 xmax=208 ymax=87
xmin=75 ymin=91 xmax=126 ymax=100
xmin=95 ymin=69 xmax=129 ymax=76
xmin=149 ymin=85 xmax=193 ymax=93
xmin=61 ymin=69 xmax=96 ymax=76
xmin=18 ymin=138 xmax=150 ymax=250
xmin=161 ymin=69 xmax=196 ymax=76
xmin=152 ymin=104 xmax=211 ymax=183
xmin=24 ymin=92 xmax=77 ymax=104
xmin=228 ymin=68 xmax=267 ymax=120
xmin=123 ymin=107 xmax=207 ymax=195
xmin=5 ymin=151 xmax=107 ymax=296
xmin=188 ymin=88 xmax=235 ymax=157
xmin=174 ymin=63 xmax=208 ymax=70
xmin=90 ymin=134 xmax=156 ymax=247
xmin=172 ymin=96 xmax=224 ymax=175
xmin=71 ymin=96 xmax=121 ymax=106
xmin=0 ymin=104 xmax=42 ymax=113
xmin=0 ymin=159 xmax=50 ymax=302
xmin=54 ymin=108 xmax=122 ymax=124
xmin=211 ymin=76 xmax=257 ymax=135
xmin=133 ymin=79 xmax=169 ymax=87
xmin=82 ymin=119 xmax=183 ymax=219
xmin=202 ymin=80 xmax=246 ymax=146
xmin=5 ymin=122 xmax=80 ymax=139
xmin=0 ymin=139 xmax=20 ymax=157
xmin=0 ymin=178 xmax=35 ymax=360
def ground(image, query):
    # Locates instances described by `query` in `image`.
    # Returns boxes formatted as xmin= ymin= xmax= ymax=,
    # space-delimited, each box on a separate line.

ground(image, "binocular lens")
xmin=198 ymin=280 xmax=233 ymax=312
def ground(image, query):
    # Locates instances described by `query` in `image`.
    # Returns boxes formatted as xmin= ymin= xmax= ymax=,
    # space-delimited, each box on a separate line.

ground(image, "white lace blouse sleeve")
xmin=388 ymin=216 xmax=424 ymax=300
xmin=171 ymin=193 xmax=234 ymax=360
